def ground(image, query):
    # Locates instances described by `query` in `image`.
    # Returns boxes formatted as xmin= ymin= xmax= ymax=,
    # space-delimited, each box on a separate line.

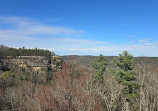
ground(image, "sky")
xmin=0 ymin=0 xmax=158 ymax=56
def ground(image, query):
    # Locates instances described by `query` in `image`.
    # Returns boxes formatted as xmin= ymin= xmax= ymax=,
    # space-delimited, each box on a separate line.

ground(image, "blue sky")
xmin=0 ymin=0 xmax=158 ymax=56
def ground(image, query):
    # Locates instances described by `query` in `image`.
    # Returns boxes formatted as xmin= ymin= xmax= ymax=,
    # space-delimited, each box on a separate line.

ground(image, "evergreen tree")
xmin=92 ymin=54 xmax=107 ymax=81
xmin=114 ymin=51 xmax=139 ymax=99
xmin=0 ymin=46 xmax=53 ymax=57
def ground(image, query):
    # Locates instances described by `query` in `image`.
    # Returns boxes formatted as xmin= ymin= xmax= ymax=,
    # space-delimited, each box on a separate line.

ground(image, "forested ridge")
xmin=0 ymin=45 xmax=54 ymax=58
xmin=0 ymin=45 xmax=157 ymax=111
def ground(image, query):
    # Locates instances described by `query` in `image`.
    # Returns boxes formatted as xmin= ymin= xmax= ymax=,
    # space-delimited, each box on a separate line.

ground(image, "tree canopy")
xmin=92 ymin=54 xmax=107 ymax=81
xmin=0 ymin=46 xmax=54 ymax=58
xmin=114 ymin=51 xmax=139 ymax=99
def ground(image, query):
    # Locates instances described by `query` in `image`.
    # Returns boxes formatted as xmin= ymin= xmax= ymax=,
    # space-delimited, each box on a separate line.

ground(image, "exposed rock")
xmin=0 ymin=56 xmax=63 ymax=74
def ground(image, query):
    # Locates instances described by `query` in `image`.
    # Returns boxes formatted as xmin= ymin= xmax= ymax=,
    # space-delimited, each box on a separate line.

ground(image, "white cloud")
xmin=0 ymin=16 xmax=84 ymax=39
xmin=129 ymin=36 xmax=135 ymax=37
xmin=144 ymin=44 xmax=153 ymax=46
xmin=138 ymin=39 xmax=151 ymax=43
xmin=59 ymin=44 xmax=158 ymax=56
xmin=0 ymin=16 xmax=158 ymax=57
xmin=1 ymin=33 xmax=158 ymax=56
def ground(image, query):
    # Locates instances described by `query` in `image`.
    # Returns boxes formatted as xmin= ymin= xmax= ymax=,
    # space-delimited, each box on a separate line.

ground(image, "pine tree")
xmin=92 ymin=54 xmax=107 ymax=81
xmin=114 ymin=51 xmax=139 ymax=99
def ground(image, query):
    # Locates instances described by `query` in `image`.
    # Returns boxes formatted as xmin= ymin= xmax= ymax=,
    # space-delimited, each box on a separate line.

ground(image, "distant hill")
xmin=61 ymin=55 xmax=158 ymax=67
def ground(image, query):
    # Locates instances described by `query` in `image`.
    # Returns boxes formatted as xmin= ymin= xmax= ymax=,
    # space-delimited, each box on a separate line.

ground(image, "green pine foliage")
xmin=92 ymin=54 xmax=107 ymax=81
xmin=114 ymin=51 xmax=139 ymax=99
xmin=0 ymin=46 xmax=53 ymax=58
xmin=0 ymin=71 xmax=15 ymax=80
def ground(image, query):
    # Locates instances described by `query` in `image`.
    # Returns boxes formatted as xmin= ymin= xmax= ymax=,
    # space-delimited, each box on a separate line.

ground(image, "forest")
xmin=0 ymin=46 xmax=158 ymax=111
xmin=1 ymin=0 xmax=158 ymax=110
xmin=0 ymin=45 xmax=53 ymax=59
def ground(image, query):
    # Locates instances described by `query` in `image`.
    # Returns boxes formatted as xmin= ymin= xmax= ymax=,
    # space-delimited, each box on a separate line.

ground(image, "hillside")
xmin=0 ymin=46 xmax=158 ymax=111
xmin=61 ymin=55 xmax=158 ymax=67
xmin=0 ymin=46 xmax=63 ymax=86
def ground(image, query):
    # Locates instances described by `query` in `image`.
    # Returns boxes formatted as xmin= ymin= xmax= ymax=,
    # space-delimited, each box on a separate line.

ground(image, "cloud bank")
xmin=0 ymin=16 xmax=158 ymax=57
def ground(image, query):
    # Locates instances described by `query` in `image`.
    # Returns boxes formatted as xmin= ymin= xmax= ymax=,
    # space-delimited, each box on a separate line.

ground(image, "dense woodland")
xmin=0 ymin=45 xmax=54 ymax=59
xmin=0 ymin=45 xmax=158 ymax=111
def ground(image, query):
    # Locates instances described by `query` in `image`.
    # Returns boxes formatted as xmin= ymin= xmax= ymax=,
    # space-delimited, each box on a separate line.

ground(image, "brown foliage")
xmin=138 ymin=63 xmax=158 ymax=111
xmin=51 ymin=61 xmax=101 ymax=111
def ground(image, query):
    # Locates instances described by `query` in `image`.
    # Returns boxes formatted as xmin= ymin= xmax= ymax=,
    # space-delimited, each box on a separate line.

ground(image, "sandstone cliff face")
xmin=0 ymin=55 xmax=63 ymax=85
xmin=9 ymin=56 xmax=48 ymax=73
xmin=0 ymin=56 xmax=63 ymax=75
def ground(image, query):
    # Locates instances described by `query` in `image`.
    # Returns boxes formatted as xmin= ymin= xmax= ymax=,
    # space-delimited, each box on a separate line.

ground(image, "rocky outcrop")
xmin=0 ymin=56 xmax=63 ymax=75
